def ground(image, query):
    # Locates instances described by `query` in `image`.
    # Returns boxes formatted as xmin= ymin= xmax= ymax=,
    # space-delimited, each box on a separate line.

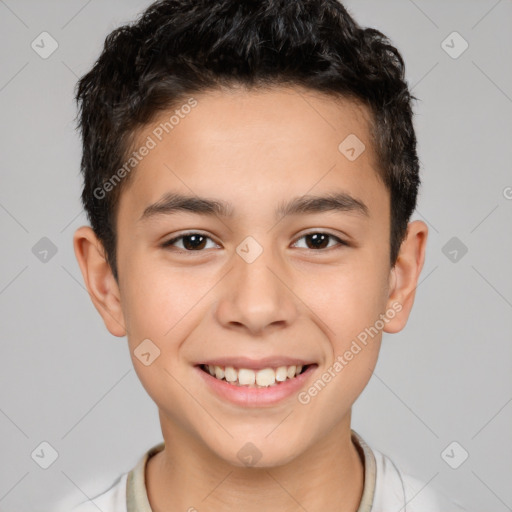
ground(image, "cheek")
xmin=297 ymin=259 xmax=387 ymax=416
xmin=302 ymin=255 xmax=389 ymax=344
xmin=119 ymin=243 xmax=211 ymax=336
xmin=119 ymin=261 xmax=206 ymax=403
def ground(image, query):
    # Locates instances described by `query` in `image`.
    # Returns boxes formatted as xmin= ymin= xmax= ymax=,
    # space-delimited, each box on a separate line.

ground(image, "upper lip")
xmin=198 ymin=356 xmax=316 ymax=371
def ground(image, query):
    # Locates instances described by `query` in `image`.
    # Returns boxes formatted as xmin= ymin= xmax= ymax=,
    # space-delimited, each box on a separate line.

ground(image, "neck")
xmin=146 ymin=415 xmax=365 ymax=512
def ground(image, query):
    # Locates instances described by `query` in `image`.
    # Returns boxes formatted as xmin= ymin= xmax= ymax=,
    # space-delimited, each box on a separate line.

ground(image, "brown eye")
xmin=162 ymin=233 xmax=217 ymax=251
xmin=293 ymin=232 xmax=347 ymax=250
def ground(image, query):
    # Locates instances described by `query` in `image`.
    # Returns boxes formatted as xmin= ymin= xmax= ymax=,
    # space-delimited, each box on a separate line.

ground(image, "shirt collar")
xmin=127 ymin=429 xmax=376 ymax=512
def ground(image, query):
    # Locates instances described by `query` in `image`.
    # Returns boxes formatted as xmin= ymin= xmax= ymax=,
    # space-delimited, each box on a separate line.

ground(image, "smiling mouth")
xmin=199 ymin=363 xmax=312 ymax=388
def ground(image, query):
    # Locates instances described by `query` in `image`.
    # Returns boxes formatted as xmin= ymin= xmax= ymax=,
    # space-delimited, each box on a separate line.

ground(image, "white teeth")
xmin=224 ymin=366 xmax=238 ymax=382
xmin=256 ymin=368 xmax=276 ymax=386
xmin=275 ymin=366 xmax=288 ymax=382
xmin=238 ymin=368 xmax=255 ymax=385
xmin=205 ymin=363 xmax=308 ymax=387
xmin=286 ymin=365 xmax=296 ymax=379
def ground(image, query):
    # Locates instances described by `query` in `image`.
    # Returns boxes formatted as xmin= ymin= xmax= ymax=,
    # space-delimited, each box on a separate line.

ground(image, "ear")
xmin=73 ymin=226 xmax=127 ymax=337
xmin=383 ymin=220 xmax=428 ymax=334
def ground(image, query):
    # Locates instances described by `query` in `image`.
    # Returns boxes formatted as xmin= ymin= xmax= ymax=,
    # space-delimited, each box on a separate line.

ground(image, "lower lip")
xmin=195 ymin=364 xmax=317 ymax=407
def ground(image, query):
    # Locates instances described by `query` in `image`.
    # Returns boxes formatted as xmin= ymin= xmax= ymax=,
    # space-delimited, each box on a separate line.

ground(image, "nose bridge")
xmin=215 ymin=237 xmax=297 ymax=334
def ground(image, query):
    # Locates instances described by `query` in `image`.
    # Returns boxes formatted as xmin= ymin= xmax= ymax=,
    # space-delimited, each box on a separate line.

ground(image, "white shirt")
xmin=69 ymin=430 xmax=468 ymax=512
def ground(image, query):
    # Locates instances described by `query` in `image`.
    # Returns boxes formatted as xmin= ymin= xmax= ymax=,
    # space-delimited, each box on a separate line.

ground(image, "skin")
xmin=74 ymin=85 xmax=428 ymax=512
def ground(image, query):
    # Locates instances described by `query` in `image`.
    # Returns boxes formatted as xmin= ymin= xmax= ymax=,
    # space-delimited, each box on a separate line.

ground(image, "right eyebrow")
xmin=139 ymin=193 xmax=233 ymax=221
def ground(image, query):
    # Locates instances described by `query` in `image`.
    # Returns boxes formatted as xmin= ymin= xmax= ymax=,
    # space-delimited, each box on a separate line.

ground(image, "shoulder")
xmin=372 ymin=449 xmax=468 ymax=512
xmin=70 ymin=472 xmax=128 ymax=512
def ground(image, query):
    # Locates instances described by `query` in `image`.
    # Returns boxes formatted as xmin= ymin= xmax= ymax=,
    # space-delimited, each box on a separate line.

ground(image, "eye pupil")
xmin=183 ymin=234 xmax=206 ymax=250
xmin=306 ymin=233 xmax=329 ymax=249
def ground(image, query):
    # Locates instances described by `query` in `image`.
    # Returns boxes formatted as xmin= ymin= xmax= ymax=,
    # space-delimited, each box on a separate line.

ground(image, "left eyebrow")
xmin=139 ymin=191 xmax=369 ymax=222
xmin=276 ymin=191 xmax=369 ymax=219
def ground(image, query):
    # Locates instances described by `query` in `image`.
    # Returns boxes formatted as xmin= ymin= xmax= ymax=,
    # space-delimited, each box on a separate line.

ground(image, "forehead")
xmin=119 ymin=86 xmax=387 ymax=223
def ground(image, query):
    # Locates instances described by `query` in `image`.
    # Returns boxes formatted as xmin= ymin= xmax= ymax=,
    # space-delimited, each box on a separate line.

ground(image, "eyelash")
xmin=161 ymin=231 xmax=348 ymax=253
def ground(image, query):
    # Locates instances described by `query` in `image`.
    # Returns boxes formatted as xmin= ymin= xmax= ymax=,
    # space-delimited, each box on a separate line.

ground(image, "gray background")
xmin=0 ymin=0 xmax=511 ymax=511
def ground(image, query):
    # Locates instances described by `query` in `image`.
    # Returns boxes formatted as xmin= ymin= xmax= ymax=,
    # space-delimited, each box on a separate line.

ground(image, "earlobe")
xmin=73 ymin=226 xmax=127 ymax=337
xmin=383 ymin=220 xmax=428 ymax=334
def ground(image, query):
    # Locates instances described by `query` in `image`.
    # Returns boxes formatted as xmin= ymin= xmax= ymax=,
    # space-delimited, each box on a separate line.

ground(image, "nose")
xmin=214 ymin=244 xmax=298 ymax=336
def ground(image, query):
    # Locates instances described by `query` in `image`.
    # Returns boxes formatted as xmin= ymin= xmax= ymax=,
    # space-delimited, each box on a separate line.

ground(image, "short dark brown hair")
xmin=75 ymin=0 xmax=420 ymax=281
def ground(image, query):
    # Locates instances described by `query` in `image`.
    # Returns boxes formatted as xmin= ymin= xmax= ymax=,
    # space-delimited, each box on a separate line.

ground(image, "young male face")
xmin=74 ymin=86 xmax=427 ymax=470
